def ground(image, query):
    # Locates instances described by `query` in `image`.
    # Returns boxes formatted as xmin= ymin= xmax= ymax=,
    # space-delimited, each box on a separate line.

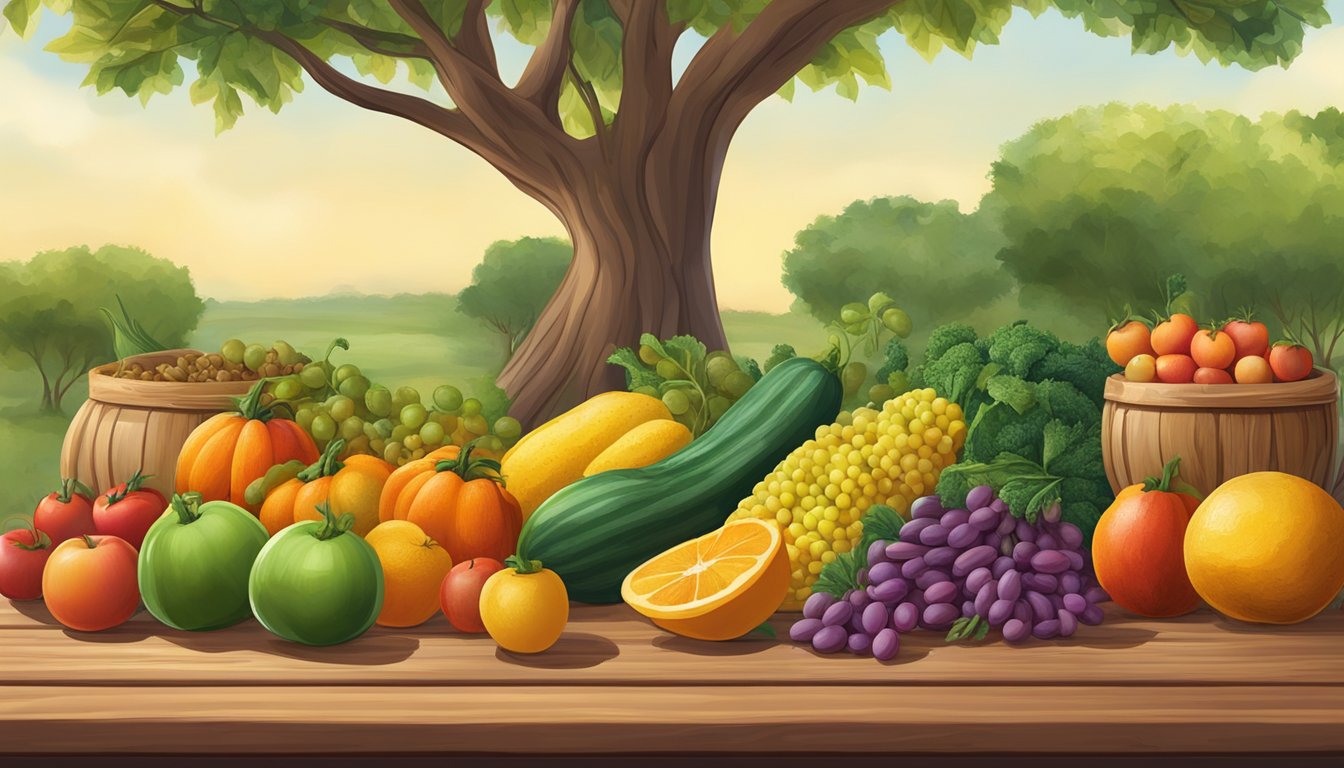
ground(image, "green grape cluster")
xmin=612 ymin=334 xmax=757 ymax=437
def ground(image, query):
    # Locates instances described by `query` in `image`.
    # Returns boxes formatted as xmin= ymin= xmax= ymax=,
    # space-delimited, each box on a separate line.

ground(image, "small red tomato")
xmin=1193 ymin=367 xmax=1234 ymax=385
xmin=1190 ymin=328 xmax=1236 ymax=370
xmin=0 ymin=521 xmax=53 ymax=601
xmin=1223 ymin=318 xmax=1269 ymax=360
xmin=1234 ymin=355 xmax=1273 ymax=384
xmin=93 ymin=470 xmax=167 ymax=550
xmin=1269 ymin=343 xmax=1314 ymax=382
xmin=1106 ymin=320 xmax=1155 ymax=367
xmin=1151 ymin=313 xmax=1198 ymax=356
xmin=42 ymin=534 xmax=141 ymax=632
xmin=34 ymin=478 xmax=97 ymax=544
xmin=440 ymin=557 xmax=505 ymax=633
xmin=1155 ymin=354 xmax=1198 ymax=384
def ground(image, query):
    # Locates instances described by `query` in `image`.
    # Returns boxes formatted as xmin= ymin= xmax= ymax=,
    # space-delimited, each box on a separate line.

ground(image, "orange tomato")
xmin=42 ymin=535 xmax=140 ymax=631
xmin=1106 ymin=320 xmax=1154 ymax=367
xmin=1150 ymin=313 xmax=1198 ymax=356
xmin=1223 ymin=318 xmax=1269 ymax=361
xmin=1155 ymin=354 xmax=1197 ymax=383
xmin=1234 ymin=355 xmax=1273 ymax=384
xmin=1192 ymin=367 xmax=1233 ymax=385
xmin=1269 ymin=343 xmax=1314 ymax=382
xmin=1189 ymin=328 xmax=1236 ymax=370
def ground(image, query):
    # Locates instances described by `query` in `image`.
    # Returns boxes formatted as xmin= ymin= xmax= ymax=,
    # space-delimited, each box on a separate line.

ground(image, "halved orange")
xmin=621 ymin=518 xmax=790 ymax=641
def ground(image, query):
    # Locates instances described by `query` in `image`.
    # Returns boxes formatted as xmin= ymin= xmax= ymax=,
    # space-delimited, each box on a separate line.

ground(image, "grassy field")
xmin=0 ymin=296 xmax=828 ymax=523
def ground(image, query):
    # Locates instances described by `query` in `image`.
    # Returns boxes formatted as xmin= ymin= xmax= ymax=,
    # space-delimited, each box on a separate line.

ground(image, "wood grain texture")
xmin=1104 ymin=369 xmax=1338 ymax=409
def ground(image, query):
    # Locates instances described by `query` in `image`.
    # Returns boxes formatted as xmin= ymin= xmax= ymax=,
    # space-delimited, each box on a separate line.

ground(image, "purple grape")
xmin=961 ymin=600 xmax=976 ymax=618
xmin=1002 ymin=618 xmax=1029 ymax=643
xmin=997 ymin=570 xmax=1022 ymax=602
xmin=1012 ymin=541 xmax=1039 ymax=568
xmin=988 ymin=598 xmax=1014 ymax=627
xmin=1080 ymin=605 xmax=1105 ymax=625
xmin=848 ymin=611 xmax=866 ymax=633
xmin=919 ymin=524 xmax=950 ymax=547
xmin=892 ymin=602 xmax=919 ymax=632
xmin=867 ymin=539 xmax=891 ymax=565
xmin=1084 ymin=586 xmax=1110 ymax=605
xmin=1036 ymin=533 xmax=1058 ymax=551
xmin=991 ymin=555 xmax=1016 ymax=578
xmin=990 ymin=498 xmax=1009 ymax=515
xmin=901 ymin=557 xmax=928 ymax=579
xmin=802 ymin=591 xmax=836 ymax=620
xmin=924 ymin=581 xmax=958 ymax=604
xmin=911 ymin=495 xmax=944 ymax=519
xmin=953 ymin=545 xmax=997 ymax=577
xmin=965 ymin=567 xmax=992 ymax=595
xmin=1062 ymin=550 xmax=1086 ymax=572
xmin=867 ymin=561 xmax=900 ymax=585
xmin=999 ymin=536 xmax=1017 ymax=556
xmin=872 ymin=628 xmax=901 ymax=661
xmin=1026 ymin=548 xmax=1069 ymax=572
xmin=1022 ymin=572 xmax=1058 ymax=594
xmin=915 ymin=569 xmax=951 ymax=589
xmin=1063 ymin=593 xmax=1087 ymax=615
xmin=984 ymin=532 xmax=1003 ymax=549
xmin=922 ymin=603 xmax=959 ymax=627
xmin=847 ymin=632 xmax=873 ymax=654
xmin=1059 ymin=572 xmax=1082 ymax=595
xmin=789 ymin=618 xmax=823 ymax=643
xmin=1014 ymin=519 xmax=1038 ymax=543
xmin=968 ymin=506 xmax=999 ymax=532
xmin=885 ymin=541 xmax=929 ymax=561
xmin=910 ymin=593 xmax=928 ymax=612
xmin=1058 ymin=523 xmax=1084 ymax=550
xmin=822 ymin=601 xmax=853 ymax=627
xmin=1025 ymin=591 xmax=1054 ymax=623
xmin=924 ymin=546 xmax=958 ymax=568
xmin=861 ymin=602 xmax=889 ymax=635
xmin=1013 ymin=600 xmax=1031 ymax=625
xmin=966 ymin=485 xmax=995 ymax=511
xmin=1057 ymin=608 xmax=1078 ymax=638
xmin=856 ymin=567 xmax=869 ymax=585
xmin=974 ymin=582 xmax=996 ymax=616
xmin=940 ymin=509 xmax=970 ymax=528
xmin=1047 ymin=593 xmax=1064 ymax=611
xmin=1032 ymin=619 xmax=1061 ymax=639
xmin=812 ymin=625 xmax=848 ymax=653
xmin=900 ymin=517 xmax=938 ymax=541
xmin=871 ymin=578 xmax=910 ymax=604
xmin=1042 ymin=501 xmax=1062 ymax=524
xmin=848 ymin=590 xmax=871 ymax=609
xmin=947 ymin=523 xmax=980 ymax=549
xmin=995 ymin=513 xmax=1017 ymax=536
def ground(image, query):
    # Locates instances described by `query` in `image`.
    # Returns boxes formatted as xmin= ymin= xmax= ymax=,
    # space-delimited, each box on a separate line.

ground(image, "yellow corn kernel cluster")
xmin=727 ymin=388 xmax=966 ymax=609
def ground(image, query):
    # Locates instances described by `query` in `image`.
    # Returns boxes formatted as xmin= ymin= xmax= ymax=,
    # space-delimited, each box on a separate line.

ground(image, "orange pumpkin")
xmin=378 ymin=441 xmax=521 ymax=564
xmin=174 ymin=381 xmax=318 ymax=513
xmin=254 ymin=438 xmax=394 ymax=537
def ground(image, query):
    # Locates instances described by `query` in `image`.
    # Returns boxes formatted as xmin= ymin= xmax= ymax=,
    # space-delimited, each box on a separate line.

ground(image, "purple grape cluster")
xmin=789 ymin=485 xmax=1109 ymax=659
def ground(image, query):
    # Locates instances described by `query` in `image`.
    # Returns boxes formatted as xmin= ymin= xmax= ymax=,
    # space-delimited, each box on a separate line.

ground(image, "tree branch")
xmin=455 ymin=0 xmax=498 ymax=74
xmin=568 ymin=61 xmax=608 ymax=153
xmin=315 ymin=16 xmax=431 ymax=59
xmin=610 ymin=0 xmax=680 ymax=149
xmin=514 ymin=0 xmax=580 ymax=119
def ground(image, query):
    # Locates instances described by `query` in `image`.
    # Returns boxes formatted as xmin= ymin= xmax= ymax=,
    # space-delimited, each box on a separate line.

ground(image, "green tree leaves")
xmin=457 ymin=237 xmax=572 ymax=362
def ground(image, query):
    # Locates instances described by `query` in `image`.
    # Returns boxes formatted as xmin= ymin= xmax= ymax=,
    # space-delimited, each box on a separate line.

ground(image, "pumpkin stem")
xmin=1142 ymin=455 xmax=1184 ymax=494
xmin=232 ymin=380 xmax=275 ymax=422
xmin=55 ymin=477 xmax=95 ymax=504
xmin=169 ymin=492 xmax=205 ymax=525
xmin=505 ymin=554 xmax=544 ymax=575
xmin=435 ymin=438 xmax=506 ymax=487
xmin=311 ymin=501 xmax=355 ymax=541
xmin=1 ymin=516 xmax=50 ymax=551
xmin=298 ymin=439 xmax=346 ymax=482
xmin=106 ymin=469 xmax=154 ymax=506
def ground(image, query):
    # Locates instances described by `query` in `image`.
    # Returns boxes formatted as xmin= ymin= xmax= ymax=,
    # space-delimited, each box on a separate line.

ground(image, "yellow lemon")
xmin=1184 ymin=472 xmax=1344 ymax=624
xmin=366 ymin=520 xmax=453 ymax=628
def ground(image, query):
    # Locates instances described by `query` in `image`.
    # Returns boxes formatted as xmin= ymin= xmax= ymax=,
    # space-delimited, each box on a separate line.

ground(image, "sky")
xmin=2 ymin=4 xmax=1343 ymax=311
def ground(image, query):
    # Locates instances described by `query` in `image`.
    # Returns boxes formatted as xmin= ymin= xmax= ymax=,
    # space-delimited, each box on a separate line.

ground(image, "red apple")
xmin=441 ymin=557 xmax=504 ymax=633
xmin=0 ymin=521 xmax=53 ymax=601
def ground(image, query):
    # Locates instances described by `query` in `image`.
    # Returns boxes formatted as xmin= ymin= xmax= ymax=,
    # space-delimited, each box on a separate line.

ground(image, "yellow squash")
xmin=583 ymin=419 xmax=691 ymax=477
xmin=501 ymin=391 xmax=675 ymax=519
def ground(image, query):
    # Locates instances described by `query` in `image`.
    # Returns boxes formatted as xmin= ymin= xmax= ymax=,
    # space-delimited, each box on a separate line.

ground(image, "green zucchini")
xmin=515 ymin=357 xmax=842 ymax=603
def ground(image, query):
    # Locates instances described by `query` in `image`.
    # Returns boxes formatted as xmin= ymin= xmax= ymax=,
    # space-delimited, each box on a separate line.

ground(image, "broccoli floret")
xmin=1031 ymin=338 xmax=1118 ymax=407
xmin=763 ymin=343 xmax=796 ymax=373
xmin=934 ymin=467 xmax=974 ymax=511
xmin=924 ymin=323 xmax=980 ymax=363
xmin=736 ymin=356 xmax=764 ymax=382
xmin=920 ymin=341 xmax=986 ymax=408
xmin=1044 ymin=421 xmax=1107 ymax=483
xmin=986 ymin=321 xmax=1059 ymax=378
xmin=876 ymin=336 xmax=910 ymax=383
xmin=964 ymin=402 xmax=1051 ymax=465
xmin=1034 ymin=379 xmax=1100 ymax=428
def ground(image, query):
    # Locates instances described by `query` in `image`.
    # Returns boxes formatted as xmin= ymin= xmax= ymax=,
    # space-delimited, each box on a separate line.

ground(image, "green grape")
xmin=638 ymin=344 xmax=663 ymax=365
xmin=363 ymin=421 xmax=381 ymax=440
xmin=394 ymin=386 xmax=421 ymax=409
xmin=433 ymin=385 xmax=463 ymax=412
xmin=404 ymin=434 xmax=424 ymax=451
xmin=479 ymin=435 xmax=505 ymax=454
xmin=868 ymin=383 xmax=896 ymax=406
xmin=842 ymin=361 xmax=868 ymax=398
xmin=662 ymin=389 xmax=690 ymax=416
xmin=311 ymin=414 xmax=337 ymax=442
xmin=328 ymin=396 xmax=355 ymax=422
xmin=720 ymin=370 xmax=754 ymax=399
xmin=707 ymin=395 xmax=732 ymax=422
xmin=339 ymin=375 xmax=370 ymax=400
xmin=383 ymin=441 xmax=403 ymax=464
xmin=273 ymin=340 xmax=299 ymax=366
xmin=243 ymin=344 xmax=267 ymax=372
xmin=706 ymin=354 xmax=738 ymax=388
xmin=419 ymin=421 xmax=446 ymax=446
xmin=463 ymin=414 xmax=488 ymax=435
xmin=867 ymin=291 xmax=895 ymax=316
xmin=390 ymin=424 xmax=411 ymax=443
xmin=274 ymin=377 xmax=303 ymax=401
xmin=460 ymin=398 xmax=482 ymax=417
xmin=400 ymin=403 xmax=428 ymax=430
xmin=295 ymin=407 xmax=315 ymax=432
xmin=340 ymin=416 xmax=365 ymax=441
xmin=299 ymin=365 xmax=327 ymax=390
xmin=334 ymin=364 xmax=362 ymax=387
xmin=887 ymin=370 xmax=910 ymax=394
xmin=410 ymin=448 xmax=426 ymax=460
xmin=370 ymin=438 xmax=385 ymax=453
xmin=365 ymin=386 xmax=393 ymax=417
xmin=220 ymin=339 xmax=246 ymax=365
xmin=493 ymin=416 xmax=522 ymax=441
xmin=655 ymin=359 xmax=682 ymax=380
xmin=839 ymin=302 xmax=870 ymax=326
xmin=881 ymin=307 xmax=912 ymax=338
xmin=633 ymin=385 xmax=660 ymax=399
xmin=374 ymin=418 xmax=394 ymax=439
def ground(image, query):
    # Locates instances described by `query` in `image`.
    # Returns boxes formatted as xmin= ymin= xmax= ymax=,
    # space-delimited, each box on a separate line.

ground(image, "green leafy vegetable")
xmin=810 ymin=504 xmax=903 ymax=598
xmin=101 ymin=294 xmax=167 ymax=359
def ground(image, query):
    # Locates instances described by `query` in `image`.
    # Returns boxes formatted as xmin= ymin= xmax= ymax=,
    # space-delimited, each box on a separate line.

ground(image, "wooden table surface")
xmin=3 ymin=597 xmax=1342 ymax=760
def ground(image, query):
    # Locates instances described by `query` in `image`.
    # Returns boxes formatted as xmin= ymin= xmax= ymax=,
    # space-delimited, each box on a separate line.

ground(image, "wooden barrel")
xmin=1102 ymin=369 xmax=1339 ymax=497
xmin=59 ymin=350 xmax=252 ymax=499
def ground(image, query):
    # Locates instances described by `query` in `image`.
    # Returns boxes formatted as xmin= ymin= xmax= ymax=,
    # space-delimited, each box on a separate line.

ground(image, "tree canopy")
xmin=457 ymin=236 xmax=571 ymax=361
xmin=0 ymin=245 xmax=205 ymax=412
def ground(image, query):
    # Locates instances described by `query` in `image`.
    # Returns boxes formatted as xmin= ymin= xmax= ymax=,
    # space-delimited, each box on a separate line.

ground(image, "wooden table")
xmin=3 ymin=598 xmax=1342 ymax=764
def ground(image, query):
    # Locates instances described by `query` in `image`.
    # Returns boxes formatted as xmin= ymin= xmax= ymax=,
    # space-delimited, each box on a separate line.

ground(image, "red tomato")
xmin=1150 ymin=313 xmax=1198 ymax=356
xmin=440 ymin=557 xmax=505 ymax=633
xmin=1155 ymin=354 xmax=1198 ymax=384
xmin=1269 ymin=343 xmax=1314 ymax=382
xmin=1092 ymin=457 xmax=1201 ymax=618
xmin=93 ymin=470 xmax=167 ymax=550
xmin=1193 ymin=367 xmax=1233 ymax=384
xmin=1223 ymin=318 xmax=1269 ymax=360
xmin=1189 ymin=328 xmax=1236 ymax=370
xmin=1234 ymin=355 xmax=1273 ymax=384
xmin=1105 ymin=320 xmax=1154 ymax=367
xmin=33 ymin=478 xmax=97 ymax=544
xmin=42 ymin=535 xmax=140 ymax=631
xmin=0 ymin=522 xmax=53 ymax=601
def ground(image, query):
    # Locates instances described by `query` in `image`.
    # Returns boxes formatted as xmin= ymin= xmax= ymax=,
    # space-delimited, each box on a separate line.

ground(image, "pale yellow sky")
xmin=2 ymin=10 xmax=1342 ymax=311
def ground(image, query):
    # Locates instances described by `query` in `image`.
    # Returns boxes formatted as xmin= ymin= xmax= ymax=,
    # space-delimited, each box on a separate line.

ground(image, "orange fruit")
xmin=620 ymin=518 xmax=789 ymax=641
xmin=365 ymin=520 xmax=453 ymax=627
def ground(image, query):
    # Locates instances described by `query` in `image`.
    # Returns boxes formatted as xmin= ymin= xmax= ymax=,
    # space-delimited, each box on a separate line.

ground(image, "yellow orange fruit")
xmin=1184 ymin=472 xmax=1344 ymax=624
xmin=480 ymin=559 xmax=569 ymax=653
xmin=621 ymin=518 xmax=789 ymax=641
xmin=365 ymin=520 xmax=453 ymax=627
